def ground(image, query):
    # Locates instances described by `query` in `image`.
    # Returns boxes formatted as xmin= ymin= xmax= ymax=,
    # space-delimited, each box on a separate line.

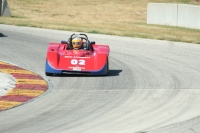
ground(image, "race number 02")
xmin=71 ymin=59 xmax=85 ymax=65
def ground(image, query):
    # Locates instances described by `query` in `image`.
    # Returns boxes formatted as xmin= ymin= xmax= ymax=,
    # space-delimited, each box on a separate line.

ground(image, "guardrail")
xmin=147 ymin=3 xmax=200 ymax=29
xmin=0 ymin=0 xmax=11 ymax=17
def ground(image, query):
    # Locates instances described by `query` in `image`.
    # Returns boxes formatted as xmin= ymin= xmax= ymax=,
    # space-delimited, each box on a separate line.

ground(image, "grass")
xmin=0 ymin=0 xmax=200 ymax=44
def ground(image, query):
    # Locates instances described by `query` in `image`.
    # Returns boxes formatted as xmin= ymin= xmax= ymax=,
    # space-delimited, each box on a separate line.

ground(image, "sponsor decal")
xmin=73 ymin=56 xmax=90 ymax=59
xmin=69 ymin=66 xmax=85 ymax=70
xmin=64 ymin=56 xmax=72 ymax=58
xmin=64 ymin=56 xmax=90 ymax=59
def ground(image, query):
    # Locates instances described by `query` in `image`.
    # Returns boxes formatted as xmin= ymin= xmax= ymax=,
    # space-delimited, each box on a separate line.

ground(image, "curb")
xmin=0 ymin=61 xmax=50 ymax=111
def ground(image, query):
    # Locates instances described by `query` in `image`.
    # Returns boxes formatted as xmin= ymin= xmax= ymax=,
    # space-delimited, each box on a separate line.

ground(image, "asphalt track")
xmin=1 ymin=24 xmax=200 ymax=133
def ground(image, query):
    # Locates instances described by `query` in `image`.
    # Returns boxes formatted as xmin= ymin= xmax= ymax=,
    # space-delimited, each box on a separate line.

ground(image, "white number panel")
xmin=71 ymin=59 xmax=85 ymax=65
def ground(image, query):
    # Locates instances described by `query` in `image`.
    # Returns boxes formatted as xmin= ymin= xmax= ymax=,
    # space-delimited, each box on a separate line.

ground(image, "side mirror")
xmin=90 ymin=41 xmax=95 ymax=45
xmin=61 ymin=40 xmax=67 ymax=44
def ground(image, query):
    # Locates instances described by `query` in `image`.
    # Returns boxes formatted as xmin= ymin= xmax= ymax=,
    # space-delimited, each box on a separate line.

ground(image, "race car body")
xmin=45 ymin=33 xmax=109 ymax=76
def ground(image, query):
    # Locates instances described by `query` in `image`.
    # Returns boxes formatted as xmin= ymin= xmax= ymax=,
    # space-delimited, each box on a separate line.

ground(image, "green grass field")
xmin=1 ymin=0 xmax=200 ymax=44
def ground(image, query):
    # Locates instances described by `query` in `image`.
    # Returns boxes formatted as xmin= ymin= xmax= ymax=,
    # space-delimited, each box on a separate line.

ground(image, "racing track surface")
xmin=1 ymin=24 xmax=200 ymax=133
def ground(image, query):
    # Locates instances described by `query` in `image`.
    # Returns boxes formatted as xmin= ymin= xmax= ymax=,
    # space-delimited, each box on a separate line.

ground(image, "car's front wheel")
xmin=105 ymin=57 xmax=109 ymax=75
xmin=45 ymin=72 xmax=53 ymax=76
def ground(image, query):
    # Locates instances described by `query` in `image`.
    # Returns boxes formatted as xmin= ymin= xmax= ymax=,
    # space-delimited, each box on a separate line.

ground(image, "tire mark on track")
xmin=42 ymin=56 xmax=138 ymax=132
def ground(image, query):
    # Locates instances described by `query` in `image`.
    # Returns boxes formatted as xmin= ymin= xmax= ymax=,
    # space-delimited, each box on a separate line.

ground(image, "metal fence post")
xmin=1 ymin=0 xmax=11 ymax=17
xmin=0 ymin=0 xmax=2 ymax=16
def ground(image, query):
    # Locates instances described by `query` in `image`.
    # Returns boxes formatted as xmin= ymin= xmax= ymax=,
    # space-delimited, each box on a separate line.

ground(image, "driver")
xmin=72 ymin=37 xmax=83 ymax=50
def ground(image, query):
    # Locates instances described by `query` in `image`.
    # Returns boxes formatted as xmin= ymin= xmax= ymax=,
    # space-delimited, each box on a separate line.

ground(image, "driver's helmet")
xmin=72 ymin=37 xmax=83 ymax=49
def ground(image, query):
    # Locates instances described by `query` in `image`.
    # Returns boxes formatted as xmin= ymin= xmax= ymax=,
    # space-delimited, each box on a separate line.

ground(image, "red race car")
xmin=45 ymin=33 xmax=109 ymax=76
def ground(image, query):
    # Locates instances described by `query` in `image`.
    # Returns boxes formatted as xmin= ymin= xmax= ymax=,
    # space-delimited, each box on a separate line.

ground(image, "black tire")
xmin=105 ymin=57 xmax=109 ymax=75
xmin=45 ymin=72 xmax=53 ymax=76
